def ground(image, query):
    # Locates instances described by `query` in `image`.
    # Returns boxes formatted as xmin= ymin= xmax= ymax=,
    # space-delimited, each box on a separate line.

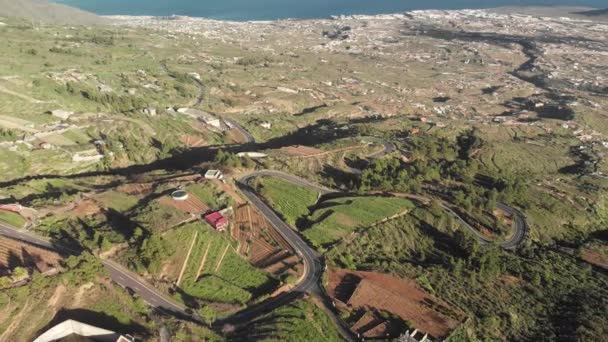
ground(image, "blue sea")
xmin=53 ymin=0 xmax=606 ymax=21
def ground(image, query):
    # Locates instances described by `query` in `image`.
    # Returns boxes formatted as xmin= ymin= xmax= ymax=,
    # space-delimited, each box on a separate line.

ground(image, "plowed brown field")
xmin=0 ymin=236 xmax=63 ymax=274
xmin=159 ymin=195 xmax=209 ymax=216
xmin=278 ymin=145 xmax=324 ymax=157
xmin=232 ymin=204 xmax=301 ymax=278
xmin=181 ymin=134 xmax=207 ymax=148
xmin=327 ymin=268 xmax=465 ymax=339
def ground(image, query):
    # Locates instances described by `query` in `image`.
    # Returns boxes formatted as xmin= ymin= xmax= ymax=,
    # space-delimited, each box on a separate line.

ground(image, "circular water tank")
xmin=171 ymin=190 xmax=189 ymax=201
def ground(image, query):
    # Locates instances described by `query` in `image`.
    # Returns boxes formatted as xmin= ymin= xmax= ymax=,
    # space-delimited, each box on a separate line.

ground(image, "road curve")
xmin=217 ymin=172 xmax=358 ymax=341
xmin=225 ymin=169 xmax=528 ymax=338
xmin=223 ymin=118 xmax=255 ymax=144
xmin=0 ymin=223 xmax=195 ymax=321
xmin=240 ymin=170 xmax=527 ymax=250
xmin=0 ymin=167 xmax=527 ymax=341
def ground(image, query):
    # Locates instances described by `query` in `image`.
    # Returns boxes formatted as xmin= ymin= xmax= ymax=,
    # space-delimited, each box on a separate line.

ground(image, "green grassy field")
xmin=328 ymin=207 xmax=459 ymax=269
xmin=96 ymin=191 xmax=138 ymax=212
xmin=62 ymin=128 xmax=92 ymax=145
xmin=523 ymin=189 xmax=594 ymax=242
xmin=0 ymin=149 xmax=29 ymax=182
xmin=258 ymin=177 xmax=319 ymax=226
xmin=304 ymin=196 xmax=415 ymax=249
xmin=0 ymin=211 xmax=26 ymax=227
xmin=478 ymin=140 xmax=574 ymax=175
xmin=131 ymin=201 xmax=189 ymax=232
xmin=187 ymin=182 xmax=232 ymax=210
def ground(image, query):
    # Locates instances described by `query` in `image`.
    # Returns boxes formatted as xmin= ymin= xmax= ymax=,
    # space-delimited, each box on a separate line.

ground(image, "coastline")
xmin=106 ymin=6 xmax=604 ymax=26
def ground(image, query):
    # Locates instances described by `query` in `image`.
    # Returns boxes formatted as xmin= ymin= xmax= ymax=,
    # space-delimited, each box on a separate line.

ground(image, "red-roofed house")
xmin=205 ymin=212 xmax=228 ymax=231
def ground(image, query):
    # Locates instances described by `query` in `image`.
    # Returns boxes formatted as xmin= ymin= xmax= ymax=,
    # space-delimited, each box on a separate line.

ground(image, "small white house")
xmin=204 ymin=170 xmax=223 ymax=180
xmin=50 ymin=110 xmax=74 ymax=120
xmin=260 ymin=122 xmax=272 ymax=129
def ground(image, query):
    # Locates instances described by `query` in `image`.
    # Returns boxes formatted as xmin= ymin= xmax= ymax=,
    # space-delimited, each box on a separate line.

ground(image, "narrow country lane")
xmin=0 ymin=223 xmax=198 ymax=323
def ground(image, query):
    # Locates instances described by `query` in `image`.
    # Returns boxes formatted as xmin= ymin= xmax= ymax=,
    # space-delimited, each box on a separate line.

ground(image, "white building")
xmin=34 ymin=319 xmax=133 ymax=342
xmin=50 ymin=110 xmax=74 ymax=120
xmin=72 ymin=149 xmax=104 ymax=162
xmin=204 ymin=170 xmax=223 ymax=180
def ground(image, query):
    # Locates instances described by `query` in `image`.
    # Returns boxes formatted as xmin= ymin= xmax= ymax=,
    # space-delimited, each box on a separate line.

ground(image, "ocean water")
xmin=54 ymin=0 xmax=606 ymax=21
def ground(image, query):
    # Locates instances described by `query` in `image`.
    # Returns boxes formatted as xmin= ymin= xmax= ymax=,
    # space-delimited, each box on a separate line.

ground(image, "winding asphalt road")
xmin=216 ymin=172 xmax=358 ymax=341
xmin=220 ymin=167 xmax=528 ymax=335
xmin=223 ymin=118 xmax=255 ymax=144
xmin=0 ymin=223 xmax=193 ymax=321
xmin=0 ymin=119 xmax=526 ymax=341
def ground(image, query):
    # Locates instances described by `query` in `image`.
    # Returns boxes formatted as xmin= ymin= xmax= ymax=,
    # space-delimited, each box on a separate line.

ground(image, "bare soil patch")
xmin=181 ymin=134 xmax=208 ymax=148
xmin=581 ymin=248 xmax=608 ymax=270
xmin=72 ymin=199 xmax=101 ymax=217
xmin=116 ymin=182 xmax=154 ymax=196
xmin=159 ymin=195 xmax=209 ymax=216
xmin=278 ymin=145 xmax=324 ymax=157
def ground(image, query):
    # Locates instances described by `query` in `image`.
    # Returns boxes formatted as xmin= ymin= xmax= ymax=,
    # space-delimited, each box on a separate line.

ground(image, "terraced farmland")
xmin=258 ymin=177 xmax=319 ymax=226
xmin=303 ymin=196 xmax=415 ymax=249
xmin=0 ymin=236 xmax=63 ymax=274
xmin=162 ymin=223 xmax=277 ymax=311
xmin=232 ymin=204 xmax=301 ymax=280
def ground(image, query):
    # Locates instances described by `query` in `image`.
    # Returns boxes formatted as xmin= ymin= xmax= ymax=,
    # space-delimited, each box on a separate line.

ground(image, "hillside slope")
xmin=0 ymin=0 xmax=109 ymax=25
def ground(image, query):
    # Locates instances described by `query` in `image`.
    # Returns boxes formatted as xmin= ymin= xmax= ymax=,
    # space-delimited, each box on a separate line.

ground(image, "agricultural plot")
xmin=327 ymin=268 xmax=465 ymax=340
xmin=27 ymin=148 xmax=98 ymax=176
xmin=180 ymin=134 xmax=207 ymax=148
xmin=132 ymin=200 xmax=190 ymax=232
xmin=62 ymin=129 xmax=92 ymax=145
xmin=231 ymin=204 xmax=301 ymax=281
xmin=303 ymin=196 xmax=415 ymax=249
xmin=0 ymin=236 xmax=63 ymax=274
xmin=162 ymin=223 xmax=276 ymax=310
xmin=477 ymin=141 xmax=573 ymax=175
xmin=0 ymin=149 xmax=29 ymax=182
xmin=158 ymin=193 xmax=209 ymax=216
xmin=258 ymin=177 xmax=319 ymax=226
xmin=95 ymin=191 xmax=138 ymax=212
xmin=36 ymin=133 xmax=76 ymax=146
xmin=278 ymin=145 xmax=324 ymax=157
xmin=523 ymin=189 xmax=593 ymax=242
xmin=580 ymin=243 xmax=608 ymax=270
xmin=187 ymin=181 xmax=232 ymax=210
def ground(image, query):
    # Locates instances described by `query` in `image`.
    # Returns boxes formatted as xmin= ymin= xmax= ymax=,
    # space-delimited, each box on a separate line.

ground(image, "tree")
xmin=215 ymin=149 xmax=241 ymax=168
xmin=0 ymin=276 xmax=12 ymax=288
xmin=531 ymin=272 xmax=542 ymax=287
xmin=456 ymin=129 xmax=483 ymax=160
xmin=12 ymin=267 xmax=29 ymax=279
xmin=486 ymin=188 xmax=498 ymax=211
xmin=100 ymin=236 xmax=112 ymax=252
xmin=199 ymin=305 xmax=217 ymax=324
xmin=478 ymin=246 xmax=503 ymax=282
xmin=452 ymin=258 xmax=465 ymax=279
xmin=139 ymin=234 xmax=169 ymax=273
